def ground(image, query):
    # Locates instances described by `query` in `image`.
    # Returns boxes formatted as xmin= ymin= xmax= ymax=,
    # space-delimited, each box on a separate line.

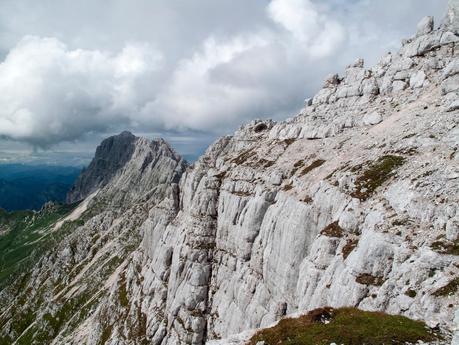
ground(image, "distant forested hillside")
xmin=0 ymin=164 xmax=81 ymax=211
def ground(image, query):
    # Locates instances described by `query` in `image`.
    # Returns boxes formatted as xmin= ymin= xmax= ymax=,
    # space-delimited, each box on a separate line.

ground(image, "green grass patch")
xmin=0 ymin=203 xmax=77 ymax=284
xmin=351 ymin=155 xmax=405 ymax=201
xmin=249 ymin=307 xmax=440 ymax=345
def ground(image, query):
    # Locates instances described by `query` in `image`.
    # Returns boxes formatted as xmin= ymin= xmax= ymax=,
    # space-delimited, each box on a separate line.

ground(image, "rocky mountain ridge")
xmin=0 ymin=2 xmax=458 ymax=345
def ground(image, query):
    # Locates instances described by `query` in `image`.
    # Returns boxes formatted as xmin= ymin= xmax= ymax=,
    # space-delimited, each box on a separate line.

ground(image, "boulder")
xmin=410 ymin=70 xmax=426 ymax=88
xmin=453 ymin=309 xmax=459 ymax=345
xmin=324 ymin=74 xmax=340 ymax=88
xmin=442 ymin=60 xmax=459 ymax=80
xmin=442 ymin=75 xmax=459 ymax=95
xmin=393 ymin=80 xmax=408 ymax=93
xmin=447 ymin=99 xmax=459 ymax=112
xmin=416 ymin=16 xmax=434 ymax=36
xmin=444 ymin=0 xmax=459 ymax=34
xmin=362 ymin=111 xmax=383 ymax=125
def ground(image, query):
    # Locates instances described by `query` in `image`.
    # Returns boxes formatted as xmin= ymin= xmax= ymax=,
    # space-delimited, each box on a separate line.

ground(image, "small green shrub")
xmin=99 ymin=325 xmax=113 ymax=345
xmin=118 ymin=275 xmax=129 ymax=308
xmin=282 ymin=139 xmax=295 ymax=146
xmin=258 ymin=159 xmax=275 ymax=168
xmin=301 ymin=196 xmax=313 ymax=204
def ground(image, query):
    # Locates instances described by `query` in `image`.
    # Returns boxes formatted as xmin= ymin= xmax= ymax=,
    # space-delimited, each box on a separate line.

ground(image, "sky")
xmin=0 ymin=0 xmax=449 ymax=165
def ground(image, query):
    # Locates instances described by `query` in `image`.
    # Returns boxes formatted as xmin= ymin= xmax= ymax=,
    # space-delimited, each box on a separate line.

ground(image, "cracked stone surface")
xmin=0 ymin=6 xmax=458 ymax=345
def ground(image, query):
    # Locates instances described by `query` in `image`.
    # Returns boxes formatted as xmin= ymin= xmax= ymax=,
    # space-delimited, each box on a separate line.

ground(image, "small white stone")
xmin=392 ymin=80 xmax=408 ymax=92
xmin=446 ymin=99 xmax=459 ymax=112
xmin=362 ymin=111 xmax=383 ymax=125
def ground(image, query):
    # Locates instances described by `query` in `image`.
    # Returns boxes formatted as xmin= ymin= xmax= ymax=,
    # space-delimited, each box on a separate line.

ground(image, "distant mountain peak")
xmin=66 ymin=131 xmax=185 ymax=203
xmin=118 ymin=130 xmax=135 ymax=137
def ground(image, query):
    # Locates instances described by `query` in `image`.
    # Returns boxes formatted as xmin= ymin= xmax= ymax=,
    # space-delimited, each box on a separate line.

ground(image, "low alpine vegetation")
xmin=249 ymin=307 xmax=441 ymax=345
xmin=351 ymin=155 xmax=405 ymax=201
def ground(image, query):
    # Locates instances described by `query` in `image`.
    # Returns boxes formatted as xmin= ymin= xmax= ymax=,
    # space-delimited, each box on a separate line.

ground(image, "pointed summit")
xmin=66 ymin=131 xmax=186 ymax=204
xmin=119 ymin=130 xmax=135 ymax=137
xmin=66 ymin=131 xmax=138 ymax=203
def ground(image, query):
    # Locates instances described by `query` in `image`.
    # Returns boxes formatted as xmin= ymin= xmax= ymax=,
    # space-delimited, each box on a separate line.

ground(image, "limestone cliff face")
xmin=0 ymin=5 xmax=458 ymax=345
xmin=67 ymin=131 xmax=138 ymax=203
xmin=446 ymin=0 xmax=459 ymax=34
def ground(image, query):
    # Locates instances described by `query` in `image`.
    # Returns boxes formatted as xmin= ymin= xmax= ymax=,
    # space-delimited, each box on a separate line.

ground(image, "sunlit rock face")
xmin=1 ymin=5 xmax=458 ymax=345
xmin=445 ymin=0 xmax=459 ymax=34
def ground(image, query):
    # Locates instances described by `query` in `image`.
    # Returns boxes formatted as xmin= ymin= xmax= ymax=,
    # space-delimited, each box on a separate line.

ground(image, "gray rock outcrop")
xmin=445 ymin=0 xmax=459 ymax=34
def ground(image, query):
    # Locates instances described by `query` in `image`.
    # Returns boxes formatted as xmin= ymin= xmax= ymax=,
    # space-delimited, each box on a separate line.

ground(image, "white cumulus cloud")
xmin=268 ymin=0 xmax=345 ymax=58
xmin=0 ymin=36 xmax=162 ymax=147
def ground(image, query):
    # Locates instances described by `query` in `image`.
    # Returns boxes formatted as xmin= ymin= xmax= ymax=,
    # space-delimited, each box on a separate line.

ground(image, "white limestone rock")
xmin=417 ymin=16 xmax=434 ymax=36
xmin=442 ymin=74 xmax=459 ymax=94
xmin=392 ymin=80 xmax=408 ymax=93
xmin=362 ymin=111 xmax=383 ymax=125
xmin=444 ymin=0 xmax=459 ymax=34
xmin=453 ymin=309 xmax=459 ymax=345
xmin=410 ymin=70 xmax=426 ymax=88
xmin=447 ymin=99 xmax=459 ymax=112
xmin=443 ymin=60 xmax=459 ymax=80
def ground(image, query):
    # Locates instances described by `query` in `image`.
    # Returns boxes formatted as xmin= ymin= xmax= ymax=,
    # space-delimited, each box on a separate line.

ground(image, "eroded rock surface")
xmin=0 ymin=7 xmax=458 ymax=345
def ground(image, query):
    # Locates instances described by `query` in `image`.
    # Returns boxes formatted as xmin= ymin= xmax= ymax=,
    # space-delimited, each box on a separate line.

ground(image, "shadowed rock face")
xmin=66 ymin=131 xmax=138 ymax=203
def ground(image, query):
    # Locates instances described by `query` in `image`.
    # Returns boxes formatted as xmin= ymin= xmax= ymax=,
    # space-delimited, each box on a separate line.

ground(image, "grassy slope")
xmin=250 ymin=307 xmax=441 ymax=345
xmin=0 ymin=204 xmax=76 ymax=285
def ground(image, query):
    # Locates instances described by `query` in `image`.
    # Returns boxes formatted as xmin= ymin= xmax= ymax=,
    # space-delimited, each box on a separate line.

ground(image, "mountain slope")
xmin=0 ymin=133 xmax=186 ymax=345
xmin=1 ymin=4 xmax=459 ymax=345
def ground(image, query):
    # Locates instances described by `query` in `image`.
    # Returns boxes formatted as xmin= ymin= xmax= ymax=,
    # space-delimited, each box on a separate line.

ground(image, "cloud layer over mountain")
xmin=0 ymin=0 xmax=448 ymax=148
